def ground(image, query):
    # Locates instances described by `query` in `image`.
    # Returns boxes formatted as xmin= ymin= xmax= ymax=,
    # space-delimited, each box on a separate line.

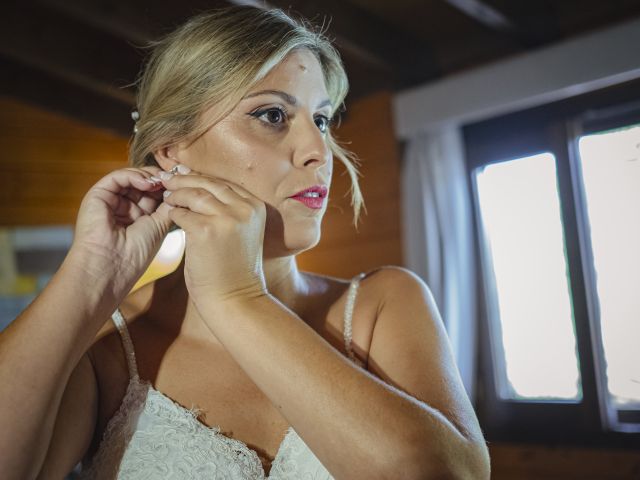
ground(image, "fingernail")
xmin=148 ymin=176 xmax=162 ymax=183
xmin=163 ymin=190 xmax=172 ymax=198
xmin=160 ymin=171 xmax=173 ymax=181
xmin=177 ymin=165 xmax=191 ymax=175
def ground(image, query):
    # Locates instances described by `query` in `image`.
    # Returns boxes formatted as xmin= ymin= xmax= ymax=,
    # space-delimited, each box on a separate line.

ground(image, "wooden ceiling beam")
xmin=1 ymin=57 xmax=133 ymax=137
xmin=40 ymin=0 xmax=436 ymax=95
xmin=44 ymin=0 xmax=439 ymax=88
xmin=3 ymin=0 xmax=425 ymax=136
xmin=39 ymin=0 xmax=231 ymax=45
xmin=445 ymin=0 xmax=516 ymax=33
xmin=444 ymin=0 xmax=560 ymax=47
xmin=1 ymin=2 xmax=140 ymax=105
xmin=488 ymin=1 xmax=562 ymax=45
xmin=38 ymin=0 xmax=157 ymax=45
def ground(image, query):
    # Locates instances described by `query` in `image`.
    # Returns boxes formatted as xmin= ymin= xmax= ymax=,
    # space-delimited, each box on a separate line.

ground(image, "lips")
xmin=289 ymin=185 xmax=328 ymax=198
xmin=289 ymin=185 xmax=328 ymax=210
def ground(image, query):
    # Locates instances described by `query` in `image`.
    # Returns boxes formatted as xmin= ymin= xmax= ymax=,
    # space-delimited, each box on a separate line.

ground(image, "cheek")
xmin=195 ymin=128 xmax=262 ymax=177
xmin=198 ymin=130 xmax=288 ymax=198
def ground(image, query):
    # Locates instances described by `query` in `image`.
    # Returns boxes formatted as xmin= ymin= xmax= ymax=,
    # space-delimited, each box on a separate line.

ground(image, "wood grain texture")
xmin=0 ymin=96 xmax=129 ymax=225
xmin=489 ymin=443 xmax=640 ymax=479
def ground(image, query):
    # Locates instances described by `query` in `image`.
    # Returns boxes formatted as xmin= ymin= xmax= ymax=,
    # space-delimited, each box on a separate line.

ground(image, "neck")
xmin=154 ymin=253 xmax=311 ymax=344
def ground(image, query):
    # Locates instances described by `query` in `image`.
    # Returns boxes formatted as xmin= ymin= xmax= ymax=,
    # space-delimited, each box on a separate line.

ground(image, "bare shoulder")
xmin=364 ymin=264 xmax=445 ymax=354
xmin=337 ymin=265 xmax=429 ymax=322
xmin=302 ymin=266 xmax=416 ymax=366
xmin=318 ymin=264 xmax=450 ymax=387
xmin=361 ymin=265 xmax=429 ymax=297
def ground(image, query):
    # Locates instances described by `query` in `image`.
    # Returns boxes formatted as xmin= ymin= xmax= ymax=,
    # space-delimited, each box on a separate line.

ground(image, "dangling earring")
xmin=169 ymin=165 xmax=180 ymax=175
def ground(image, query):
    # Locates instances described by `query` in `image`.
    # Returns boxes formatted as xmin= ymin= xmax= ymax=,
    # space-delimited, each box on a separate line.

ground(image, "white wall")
xmin=393 ymin=17 xmax=640 ymax=138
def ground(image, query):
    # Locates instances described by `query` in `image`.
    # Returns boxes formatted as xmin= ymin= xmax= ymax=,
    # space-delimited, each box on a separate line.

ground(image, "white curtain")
xmin=400 ymin=128 xmax=477 ymax=399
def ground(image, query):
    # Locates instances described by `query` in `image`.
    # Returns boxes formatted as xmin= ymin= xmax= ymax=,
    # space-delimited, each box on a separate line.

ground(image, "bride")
xmin=0 ymin=5 xmax=490 ymax=479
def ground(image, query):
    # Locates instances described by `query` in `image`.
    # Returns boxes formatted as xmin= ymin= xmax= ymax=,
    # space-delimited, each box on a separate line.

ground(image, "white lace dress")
xmin=78 ymin=272 xmax=366 ymax=479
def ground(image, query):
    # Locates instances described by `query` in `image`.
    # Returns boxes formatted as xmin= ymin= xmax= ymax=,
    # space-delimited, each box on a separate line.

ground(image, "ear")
xmin=152 ymin=145 xmax=180 ymax=172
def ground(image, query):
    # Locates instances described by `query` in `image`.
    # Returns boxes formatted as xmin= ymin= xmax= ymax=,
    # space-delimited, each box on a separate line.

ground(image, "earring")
xmin=168 ymin=164 xmax=191 ymax=175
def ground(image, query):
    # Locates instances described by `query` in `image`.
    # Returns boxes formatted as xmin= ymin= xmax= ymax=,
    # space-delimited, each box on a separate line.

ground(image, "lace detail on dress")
xmin=268 ymin=427 xmax=332 ymax=480
xmin=79 ymin=273 xmax=366 ymax=479
xmin=343 ymin=272 xmax=366 ymax=367
xmin=78 ymin=376 xmax=148 ymax=479
xmin=79 ymin=377 xmax=266 ymax=479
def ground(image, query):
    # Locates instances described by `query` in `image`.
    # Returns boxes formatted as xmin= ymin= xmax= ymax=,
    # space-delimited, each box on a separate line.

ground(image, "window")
xmin=464 ymin=78 xmax=640 ymax=447
xmin=475 ymin=153 xmax=581 ymax=402
xmin=578 ymin=125 xmax=640 ymax=419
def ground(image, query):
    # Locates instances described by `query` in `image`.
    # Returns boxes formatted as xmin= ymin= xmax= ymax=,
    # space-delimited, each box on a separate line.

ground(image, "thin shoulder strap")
xmin=343 ymin=272 xmax=366 ymax=365
xmin=111 ymin=308 xmax=140 ymax=381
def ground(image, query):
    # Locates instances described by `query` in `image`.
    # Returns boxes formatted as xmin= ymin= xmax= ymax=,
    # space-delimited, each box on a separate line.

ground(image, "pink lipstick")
xmin=289 ymin=185 xmax=328 ymax=210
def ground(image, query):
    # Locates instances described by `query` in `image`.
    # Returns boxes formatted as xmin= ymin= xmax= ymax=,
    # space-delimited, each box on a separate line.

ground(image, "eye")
xmin=250 ymin=107 xmax=287 ymax=127
xmin=315 ymin=115 xmax=331 ymax=134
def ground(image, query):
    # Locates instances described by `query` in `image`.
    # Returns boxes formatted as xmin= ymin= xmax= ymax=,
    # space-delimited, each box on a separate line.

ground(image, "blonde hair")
xmin=130 ymin=5 xmax=364 ymax=227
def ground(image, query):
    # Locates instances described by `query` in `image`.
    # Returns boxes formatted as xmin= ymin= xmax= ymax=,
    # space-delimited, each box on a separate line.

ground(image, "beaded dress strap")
xmin=111 ymin=308 xmax=140 ymax=381
xmin=343 ymin=272 xmax=366 ymax=365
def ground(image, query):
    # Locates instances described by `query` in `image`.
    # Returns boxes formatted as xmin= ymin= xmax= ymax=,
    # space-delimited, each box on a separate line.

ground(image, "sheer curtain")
xmin=400 ymin=128 xmax=477 ymax=399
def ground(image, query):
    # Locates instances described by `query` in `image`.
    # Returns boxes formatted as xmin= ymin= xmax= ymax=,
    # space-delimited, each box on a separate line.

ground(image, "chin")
xmin=262 ymin=204 xmax=325 ymax=257
xmin=263 ymin=223 xmax=321 ymax=258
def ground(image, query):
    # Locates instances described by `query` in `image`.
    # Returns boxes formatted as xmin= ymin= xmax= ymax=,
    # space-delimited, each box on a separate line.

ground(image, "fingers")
xmin=163 ymin=187 xmax=227 ymax=215
xmin=94 ymin=167 xmax=165 ymax=197
xmin=146 ymin=201 xmax=175 ymax=237
xmin=160 ymin=172 xmax=259 ymax=205
xmin=139 ymin=165 xmax=164 ymax=176
xmin=136 ymin=189 xmax=165 ymax=215
xmin=125 ymin=199 xmax=174 ymax=247
xmin=166 ymin=206 xmax=206 ymax=233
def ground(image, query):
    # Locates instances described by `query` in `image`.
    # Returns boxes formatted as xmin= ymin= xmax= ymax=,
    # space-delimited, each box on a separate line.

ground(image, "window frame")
xmin=463 ymin=77 xmax=640 ymax=448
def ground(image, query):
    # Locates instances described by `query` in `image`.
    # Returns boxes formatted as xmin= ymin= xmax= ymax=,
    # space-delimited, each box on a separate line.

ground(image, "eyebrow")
xmin=244 ymin=89 xmax=332 ymax=110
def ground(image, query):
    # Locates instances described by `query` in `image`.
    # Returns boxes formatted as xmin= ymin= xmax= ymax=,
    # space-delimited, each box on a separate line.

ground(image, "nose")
xmin=291 ymin=115 xmax=332 ymax=169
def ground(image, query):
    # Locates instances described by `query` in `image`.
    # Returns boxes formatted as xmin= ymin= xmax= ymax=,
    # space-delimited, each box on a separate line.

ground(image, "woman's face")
xmin=173 ymin=49 xmax=334 ymax=257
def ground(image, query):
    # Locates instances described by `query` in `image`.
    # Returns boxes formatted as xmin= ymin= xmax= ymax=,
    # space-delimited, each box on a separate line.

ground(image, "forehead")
xmin=251 ymin=49 xmax=328 ymax=96
xmin=200 ymin=50 xmax=330 ymax=126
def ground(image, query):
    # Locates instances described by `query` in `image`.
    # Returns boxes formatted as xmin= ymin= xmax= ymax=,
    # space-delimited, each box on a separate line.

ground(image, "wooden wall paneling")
xmin=489 ymin=443 xmax=640 ymax=479
xmin=300 ymin=236 xmax=402 ymax=279
xmin=0 ymin=97 xmax=130 ymax=226
xmin=321 ymin=197 xmax=401 ymax=249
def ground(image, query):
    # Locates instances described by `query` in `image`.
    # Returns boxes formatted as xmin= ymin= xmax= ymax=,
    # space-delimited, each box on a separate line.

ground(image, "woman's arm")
xmin=0 ymin=252 xmax=112 ymax=480
xmin=161 ymin=170 xmax=489 ymax=478
xmin=195 ymin=266 xmax=490 ymax=480
xmin=0 ymin=166 xmax=173 ymax=479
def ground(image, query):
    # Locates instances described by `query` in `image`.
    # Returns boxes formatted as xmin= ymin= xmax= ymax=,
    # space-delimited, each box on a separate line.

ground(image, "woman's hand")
xmin=160 ymin=168 xmax=268 ymax=308
xmin=69 ymin=166 xmax=173 ymax=296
